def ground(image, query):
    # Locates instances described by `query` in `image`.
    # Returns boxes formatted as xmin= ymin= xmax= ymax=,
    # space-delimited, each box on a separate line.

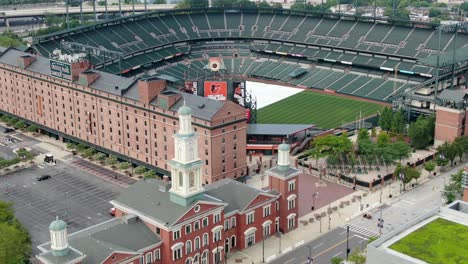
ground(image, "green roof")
xmin=178 ymin=105 xmax=192 ymax=115
xmin=49 ymin=218 xmax=67 ymax=231
xmin=278 ymin=143 xmax=290 ymax=152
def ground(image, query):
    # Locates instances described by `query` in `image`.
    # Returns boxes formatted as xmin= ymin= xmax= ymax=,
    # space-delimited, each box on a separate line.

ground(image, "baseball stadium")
xmin=31 ymin=8 xmax=468 ymax=126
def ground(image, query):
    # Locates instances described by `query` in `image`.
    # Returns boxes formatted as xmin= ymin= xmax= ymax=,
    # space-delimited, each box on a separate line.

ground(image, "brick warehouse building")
xmin=0 ymin=47 xmax=247 ymax=183
xmin=37 ymin=105 xmax=301 ymax=264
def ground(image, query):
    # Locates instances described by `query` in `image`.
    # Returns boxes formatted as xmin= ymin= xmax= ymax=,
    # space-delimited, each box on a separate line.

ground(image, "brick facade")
xmin=0 ymin=59 xmax=246 ymax=183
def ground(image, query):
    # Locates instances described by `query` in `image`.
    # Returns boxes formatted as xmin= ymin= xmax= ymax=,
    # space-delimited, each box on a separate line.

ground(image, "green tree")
xmin=0 ymin=29 xmax=24 ymax=48
xmin=106 ymin=155 xmax=118 ymax=166
xmin=66 ymin=142 xmax=76 ymax=150
xmin=378 ymin=107 xmax=393 ymax=131
xmin=376 ymin=131 xmax=391 ymax=148
xmin=25 ymin=125 xmax=38 ymax=133
xmin=257 ymin=1 xmax=270 ymax=8
xmin=391 ymin=109 xmax=406 ymax=134
xmin=0 ymin=200 xmax=31 ymax=264
xmin=93 ymin=152 xmax=106 ymax=162
xmin=407 ymin=166 xmax=421 ymax=184
xmin=14 ymin=120 xmax=26 ymax=130
xmin=391 ymin=140 xmax=411 ymax=162
xmin=155 ymin=0 xmax=166 ymax=3
xmin=134 ymin=166 xmax=147 ymax=175
xmin=408 ymin=115 xmax=434 ymax=149
xmin=331 ymin=256 xmax=343 ymax=264
xmin=424 ymin=161 xmax=435 ymax=176
xmin=118 ymin=162 xmax=131 ymax=171
xmin=437 ymin=141 xmax=457 ymax=166
xmin=357 ymin=129 xmax=374 ymax=157
xmin=429 ymin=7 xmax=442 ymax=17
xmin=83 ymin=148 xmax=96 ymax=159
xmin=143 ymin=170 xmax=157 ymax=179
xmin=348 ymin=248 xmax=366 ymax=264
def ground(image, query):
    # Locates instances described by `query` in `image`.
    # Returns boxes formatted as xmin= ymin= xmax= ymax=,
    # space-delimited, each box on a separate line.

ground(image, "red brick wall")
xmin=435 ymin=107 xmax=464 ymax=144
xmin=236 ymin=200 xmax=279 ymax=249
xmin=269 ymin=174 xmax=299 ymax=234
xmin=0 ymin=63 xmax=245 ymax=181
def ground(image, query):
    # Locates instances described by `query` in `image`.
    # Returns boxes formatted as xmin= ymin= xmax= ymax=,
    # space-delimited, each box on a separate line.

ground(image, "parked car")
xmin=109 ymin=207 xmax=116 ymax=217
xmin=37 ymin=175 xmax=51 ymax=181
xmin=3 ymin=128 xmax=14 ymax=133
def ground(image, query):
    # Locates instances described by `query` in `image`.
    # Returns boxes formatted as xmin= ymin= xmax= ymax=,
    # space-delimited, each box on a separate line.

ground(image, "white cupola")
xmin=277 ymin=141 xmax=291 ymax=170
xmin=49 ymin=216 xmax=70 ymax=256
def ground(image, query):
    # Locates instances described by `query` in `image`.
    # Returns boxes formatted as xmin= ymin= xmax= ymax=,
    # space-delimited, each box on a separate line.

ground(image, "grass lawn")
xmin=389 ymin=218 xmax=468 ymax=264
xmin=257 ymin=91 xmax=384 ymax=129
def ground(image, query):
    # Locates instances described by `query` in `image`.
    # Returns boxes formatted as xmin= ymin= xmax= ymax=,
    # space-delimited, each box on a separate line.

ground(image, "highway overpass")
xmin=0 ymin=4 xmax=176 ymax=19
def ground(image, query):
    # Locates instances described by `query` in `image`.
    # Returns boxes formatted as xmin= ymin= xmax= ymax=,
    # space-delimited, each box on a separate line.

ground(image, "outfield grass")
xmin=389 ymin=218 xmax=468 ymax=264
xmin=257 ymin=91 xmax=385 ymax=129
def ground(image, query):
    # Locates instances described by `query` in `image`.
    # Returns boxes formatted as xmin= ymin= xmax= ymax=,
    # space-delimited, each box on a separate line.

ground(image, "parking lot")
xmin=0 ymin=161 xmax=123 ymax=254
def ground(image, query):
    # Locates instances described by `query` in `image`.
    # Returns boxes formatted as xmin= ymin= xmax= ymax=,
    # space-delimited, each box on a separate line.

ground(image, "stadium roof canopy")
xmin=247 ymin=124 xmax=315 ymax=136
xmin=418 ymin=47 xmax=468 ymax=67
xmin=438 ymin=89 xmax=468 ymax=103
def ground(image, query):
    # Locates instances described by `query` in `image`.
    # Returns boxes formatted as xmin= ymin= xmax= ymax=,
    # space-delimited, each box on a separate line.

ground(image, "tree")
xmin=118 ymin=162 xmax=131 ymax=171
xmin=25 ymin=125 xmax=38 ymax=133
xmin=348 ymin=248 xmax=366 ymax=264
xmin=144 ymin=170 xmax=157 ymax=179
xmin=14 ymin=120 xmax=26 ymax=130
xmin=390 ymin=109 xmax=406 ymax=134
xmin=424 ymin=161 xmax=435 ymax=176
xmin=134 ymin=166 xmax=147 ymax=176
xmin=406 ymin=166 xmax=421 ymax=185
xmin=106 ymin=155 xmax=118 ymax=166
xmin=0 ymin=29 xmax=24 ymax=48
xmin=391 ymin=140 xmax=411 ymax=162
xmin=378 ymin=107 xmax=393 ymax=131
xmin=176 ymin=0 xmax=208 ymax=8
xmin=257 ymin=1 xmax=270 ymax=8
xmin=437 ymin=141 xmax=457 ymax=166
xmin=357 ymin=129 xmax=374 ymax=157
xmin=155 ymin=0 xmax=166 ymax=3
xmin=66 ymin=143 xmax=76 ymax=150
xmin=0 ymin=200 xmax=31 ymax=264
xmin=376 ymin=131 xmax=391 ymax=148
xmin=408 ymin=115 xmax=434 ymax=149
xmin=93 ymin=152 xmax=106 ymax=162
xmin=331 ymin=256 xmax=343 ymax=264
xmin=429 ymin=7 xmax=442 ymax=17
xmin=83 ymin=148 xmax=96 ymax=159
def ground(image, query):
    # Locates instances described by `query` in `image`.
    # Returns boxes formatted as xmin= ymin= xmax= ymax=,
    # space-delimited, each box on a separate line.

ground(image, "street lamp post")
xmin=378 ymin=210 xmax=384 ymax=236
xmin=305 ymin=245 xmax=312 ymax=260
xmin=346 ymin=225 xmax=350 ymax=261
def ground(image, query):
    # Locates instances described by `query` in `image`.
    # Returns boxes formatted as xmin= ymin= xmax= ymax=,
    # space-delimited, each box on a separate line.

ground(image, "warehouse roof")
xmin=247 ymin=124 xmax=315 ymax=136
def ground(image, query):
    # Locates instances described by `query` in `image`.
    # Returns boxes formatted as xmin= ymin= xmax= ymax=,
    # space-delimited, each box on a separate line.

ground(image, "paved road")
xmin=269 ymin=165 xmax=460 ymax=264
xmin=270 ymin=227 xmax=372 ymax=264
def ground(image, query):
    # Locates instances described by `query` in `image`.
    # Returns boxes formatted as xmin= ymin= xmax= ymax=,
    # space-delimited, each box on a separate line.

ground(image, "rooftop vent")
xmin=198 ymin=104 xmax=205 ymax=109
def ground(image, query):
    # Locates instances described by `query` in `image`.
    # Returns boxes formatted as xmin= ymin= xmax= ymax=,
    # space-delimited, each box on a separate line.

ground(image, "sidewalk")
xmin=227 ymin=163 xmax=445 ymax=264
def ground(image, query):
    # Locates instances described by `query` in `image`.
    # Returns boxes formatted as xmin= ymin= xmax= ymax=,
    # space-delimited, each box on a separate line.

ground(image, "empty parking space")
xmin=0 ymin=162 xmax=124 ymax=254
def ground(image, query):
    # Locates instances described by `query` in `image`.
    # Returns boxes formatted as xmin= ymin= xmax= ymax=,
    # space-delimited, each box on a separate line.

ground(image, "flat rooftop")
xmin=247 ymin=124 xmax=315 ymax=136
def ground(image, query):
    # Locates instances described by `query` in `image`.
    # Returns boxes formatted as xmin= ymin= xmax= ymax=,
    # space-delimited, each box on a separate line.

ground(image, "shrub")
xmin=105 ymin=155 xmax=118 ymax=166
xmin=134 ymin=166 xmax=147 ymax=175
xmin=25 ymin=125 xmax=38 ymax=133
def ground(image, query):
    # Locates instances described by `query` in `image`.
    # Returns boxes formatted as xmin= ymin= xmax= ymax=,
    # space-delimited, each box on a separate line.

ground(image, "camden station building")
xmin=37 ymin=105 xmax=301 ymax=264
xmin=0 ymin=47 xmax=247 ymax=183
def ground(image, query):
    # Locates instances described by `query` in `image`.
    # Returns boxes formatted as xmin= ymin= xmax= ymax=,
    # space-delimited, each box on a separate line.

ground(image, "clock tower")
xmin=168 ymin=103 xmax=204 ymax=206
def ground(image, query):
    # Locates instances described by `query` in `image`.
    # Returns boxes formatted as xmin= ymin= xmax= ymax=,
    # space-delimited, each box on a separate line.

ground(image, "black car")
xmin=3 ymin=128 xmax=14 ymax=133
xmin=37 ymin=175 xmax=52 ymax=181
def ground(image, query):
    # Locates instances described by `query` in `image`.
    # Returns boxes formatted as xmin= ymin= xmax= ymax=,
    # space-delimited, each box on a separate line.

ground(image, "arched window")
xmin=179 ymin=172 xmax=183 ymax=187
xmin=202 ymin=233 xmax=209 ymax=246
xmin=186 ymin=240 xmax=192 ymax=254
xmin=194 ymin=236 xmax=200 ymax=250
xmin=185 ymin=258 xmax=192 ymax=264
xmin=189 ymin=172 xmax=195 ymax=188
xmin=201 ymin=250 xmax=208 ymax=264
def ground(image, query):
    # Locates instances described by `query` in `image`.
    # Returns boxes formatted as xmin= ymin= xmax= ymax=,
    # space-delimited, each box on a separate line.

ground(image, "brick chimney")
xmin=71 ymin=60 xmax=91 ymax=80
xmin=17 ymin=55 xmax=36 ymax=69
xmin=138 ymin=78 xmax=166 ymax=104
xmin=78 ymin=71 xmax=101 ymax=87
xmin=158 ymin=90 xmax=181 ymax=109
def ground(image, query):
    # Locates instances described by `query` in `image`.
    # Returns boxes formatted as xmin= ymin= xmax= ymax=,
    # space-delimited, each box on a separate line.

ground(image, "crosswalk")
xmin=341 ymin=224 xmax=379 ymax=238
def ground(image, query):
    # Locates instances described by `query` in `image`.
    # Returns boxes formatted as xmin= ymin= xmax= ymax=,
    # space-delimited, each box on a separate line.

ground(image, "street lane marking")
xmin=332 ymin=251 xmax=342 ymax=258
xmin=401 ymin=199 xmax=415 ymax=205
xmin=284 ymin=258 xmax=296 ymax=264
xmin=354 ymin=235 xmax=369 ymax=240
xmin=312 ymin=235 xmax=361 ymax=259
xmin=313 ymin=243 xmax=324 ymax=249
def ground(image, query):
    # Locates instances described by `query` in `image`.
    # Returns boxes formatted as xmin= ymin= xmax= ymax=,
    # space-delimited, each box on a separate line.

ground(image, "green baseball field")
xmin=257 ymin=91 xmax=385 ymax=129
xmin=389 ymin=218 xmax=468 ymax=264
